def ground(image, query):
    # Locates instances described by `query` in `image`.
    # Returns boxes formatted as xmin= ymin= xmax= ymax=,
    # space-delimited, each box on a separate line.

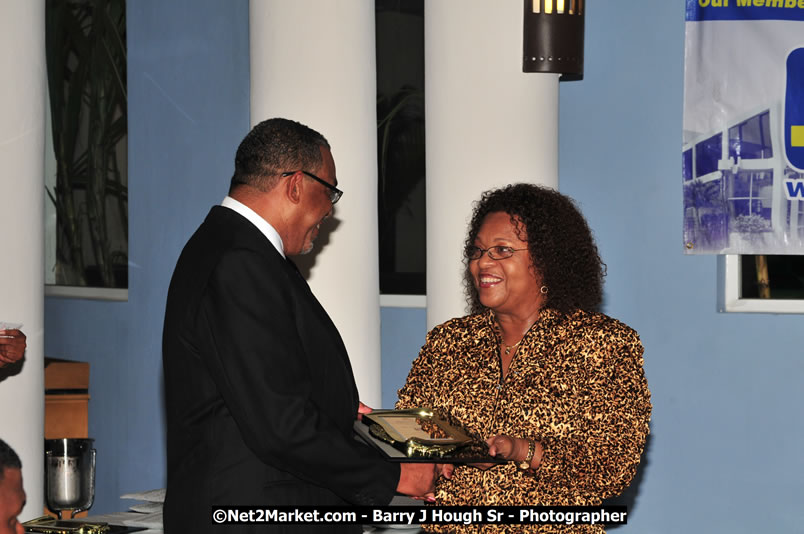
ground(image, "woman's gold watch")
xmin=518 ymin=439 xmax=535 ymax=470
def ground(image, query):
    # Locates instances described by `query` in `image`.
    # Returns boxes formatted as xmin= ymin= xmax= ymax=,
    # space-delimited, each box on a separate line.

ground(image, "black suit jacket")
xmin=162 ymin=206 xmax=399 ymax=533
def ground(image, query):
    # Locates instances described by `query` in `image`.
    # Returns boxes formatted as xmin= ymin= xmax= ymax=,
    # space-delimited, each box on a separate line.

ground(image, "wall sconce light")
xmin=523 ymin=0 xmax=585 ymax=81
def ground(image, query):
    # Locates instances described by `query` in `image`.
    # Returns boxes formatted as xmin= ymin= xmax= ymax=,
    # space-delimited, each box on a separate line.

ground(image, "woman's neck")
xmin=494 ymin=307 xmax=542 ymax=345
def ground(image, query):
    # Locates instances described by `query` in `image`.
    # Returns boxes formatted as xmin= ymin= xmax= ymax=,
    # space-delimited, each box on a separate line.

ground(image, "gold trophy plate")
xmin=356 ymin=408 xmax=505 ymax=463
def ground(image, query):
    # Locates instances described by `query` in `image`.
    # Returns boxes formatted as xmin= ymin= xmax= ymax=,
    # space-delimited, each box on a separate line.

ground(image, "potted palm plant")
xmin=46 ymin=0 xmax=127 ymax=288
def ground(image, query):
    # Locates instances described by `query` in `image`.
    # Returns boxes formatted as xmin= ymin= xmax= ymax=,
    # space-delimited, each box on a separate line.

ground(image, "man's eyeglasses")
xmin=465 ymin=245 xmax=528 ymax=260
xmin=281 ymin=170 xmax=343 ymax=205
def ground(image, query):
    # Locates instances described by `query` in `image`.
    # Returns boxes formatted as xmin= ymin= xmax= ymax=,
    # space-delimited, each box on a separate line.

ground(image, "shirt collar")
xmin=221 ymin=196 xmax=285 ymax=258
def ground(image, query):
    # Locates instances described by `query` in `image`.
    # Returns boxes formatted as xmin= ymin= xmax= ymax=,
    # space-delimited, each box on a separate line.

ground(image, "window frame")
xmin=720 ymin=254 xmax=804 ymax=313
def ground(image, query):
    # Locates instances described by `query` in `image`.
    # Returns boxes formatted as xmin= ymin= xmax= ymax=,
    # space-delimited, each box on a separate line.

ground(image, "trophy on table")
xmin=44 ymin=438 xmax=97 ymax=519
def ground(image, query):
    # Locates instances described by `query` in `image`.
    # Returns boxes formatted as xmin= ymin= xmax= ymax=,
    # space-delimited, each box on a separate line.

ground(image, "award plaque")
xmin=23 ymin=516 xmax=111 ymax=534
xmin=355 ymin=408 xmax=506 ymax=463
xmin=23 ymin=516 xmax=146 ymax=534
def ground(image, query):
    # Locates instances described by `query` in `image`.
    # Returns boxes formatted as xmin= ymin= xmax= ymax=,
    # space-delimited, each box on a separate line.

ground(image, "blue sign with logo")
xmin=684 ymin=3 xmax=804 ymax=253
xmin=785 ymin=48 xmax=804 ymax=171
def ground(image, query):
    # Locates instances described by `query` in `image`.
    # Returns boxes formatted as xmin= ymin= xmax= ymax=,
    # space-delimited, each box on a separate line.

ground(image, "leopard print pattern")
xmin=396 ymin=308 xmax=652 ymax=533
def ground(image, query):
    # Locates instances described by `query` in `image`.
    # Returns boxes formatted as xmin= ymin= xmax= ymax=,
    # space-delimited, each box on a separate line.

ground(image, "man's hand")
xmin=396 ymin=463 xmax=439 ymax=499
xmin=0 ymin=329 xmax=26 ymax=367
xmin=357 ymin=401 xmax=374 ymax=421
xmin=356 ymin=401 xmax=372 ymax=421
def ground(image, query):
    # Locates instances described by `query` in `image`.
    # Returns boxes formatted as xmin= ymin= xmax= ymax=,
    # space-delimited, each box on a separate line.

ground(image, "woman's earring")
xmin=540 ymin=285 xmax=549 ymax=294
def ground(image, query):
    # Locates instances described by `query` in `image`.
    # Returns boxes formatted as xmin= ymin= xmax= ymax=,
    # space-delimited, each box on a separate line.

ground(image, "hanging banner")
xmin=683 ymin=0 xmax=804 ymax=254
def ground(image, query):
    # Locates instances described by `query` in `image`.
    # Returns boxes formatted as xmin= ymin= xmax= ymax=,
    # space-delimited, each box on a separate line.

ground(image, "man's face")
xmin=0 ymin=467 xmax=25 ymax=534
xmin=295 ymin=146 xmax=337 ymax=255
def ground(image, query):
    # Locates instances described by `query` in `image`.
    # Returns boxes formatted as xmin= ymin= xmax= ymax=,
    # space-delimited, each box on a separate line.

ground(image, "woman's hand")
xmin=467 ymin=435 xmax=518 ymax=470
xmin=438 ymin=463 xmax=454 ymax=479
xmin=486 ymin=434 xmax=520 ymax=460
xmin=470 ymin=434 xmax=542 ymax=471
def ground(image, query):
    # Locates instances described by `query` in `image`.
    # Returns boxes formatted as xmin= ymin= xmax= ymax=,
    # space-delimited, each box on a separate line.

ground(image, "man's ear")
xmin=285 ymin=171 xmax=304 ymax=204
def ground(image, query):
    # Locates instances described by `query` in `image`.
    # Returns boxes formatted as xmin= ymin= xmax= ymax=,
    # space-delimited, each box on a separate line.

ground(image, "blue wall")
xmin=44 ymin=0 xmax=249 ymax=514
xmin=44 ymin=2 xmax=804 ymax=531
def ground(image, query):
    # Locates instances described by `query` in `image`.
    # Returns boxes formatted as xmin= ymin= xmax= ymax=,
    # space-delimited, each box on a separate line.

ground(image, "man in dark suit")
xmin=162 ymin=118 xmax=437 ymax=533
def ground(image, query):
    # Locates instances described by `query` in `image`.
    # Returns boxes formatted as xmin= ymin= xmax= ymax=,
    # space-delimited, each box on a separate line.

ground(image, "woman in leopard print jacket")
xmin=397 ymin=184 xmax=651 ymax=533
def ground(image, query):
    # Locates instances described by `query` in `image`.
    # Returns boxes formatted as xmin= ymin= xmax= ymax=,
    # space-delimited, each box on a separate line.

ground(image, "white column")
xmin=0 ymin=0 xmax=46 ymax=520
xmin=249 ymin=1 xmax=383 ymax=406
xmin=425 ymin=1 xmax=560 ymax=328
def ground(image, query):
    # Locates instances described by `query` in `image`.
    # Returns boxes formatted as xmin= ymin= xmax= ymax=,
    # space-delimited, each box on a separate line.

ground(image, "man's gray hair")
xmin=230 ymin=118 xmax=330 ymax=193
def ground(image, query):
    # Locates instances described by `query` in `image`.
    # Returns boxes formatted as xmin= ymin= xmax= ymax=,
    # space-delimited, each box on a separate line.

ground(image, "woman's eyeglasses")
xmin=465 ymin=245 xmax=528 ymax=260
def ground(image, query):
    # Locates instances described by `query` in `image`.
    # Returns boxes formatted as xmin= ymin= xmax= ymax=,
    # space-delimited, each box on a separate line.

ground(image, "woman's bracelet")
xmin=517 ymin=439 xmax=536 ymax=470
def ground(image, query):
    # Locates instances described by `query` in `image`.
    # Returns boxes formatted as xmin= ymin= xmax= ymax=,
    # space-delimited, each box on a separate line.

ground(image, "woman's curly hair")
xmin=463 ymin=183 xmax=605 ymax=315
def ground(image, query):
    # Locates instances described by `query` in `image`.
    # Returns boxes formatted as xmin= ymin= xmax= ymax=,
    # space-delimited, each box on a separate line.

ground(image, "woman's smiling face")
xmin=469 ymin=211 xmax=545 ymax=318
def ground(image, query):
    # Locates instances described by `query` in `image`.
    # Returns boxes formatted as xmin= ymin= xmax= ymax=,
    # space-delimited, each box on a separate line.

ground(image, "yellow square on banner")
xmin=793 ymin=125 xmax=804 ymax=147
